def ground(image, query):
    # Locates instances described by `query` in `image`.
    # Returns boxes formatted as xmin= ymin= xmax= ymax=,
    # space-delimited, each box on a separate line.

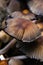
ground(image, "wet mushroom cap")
xmin=4 ymin=18 xmax=41 ymax=42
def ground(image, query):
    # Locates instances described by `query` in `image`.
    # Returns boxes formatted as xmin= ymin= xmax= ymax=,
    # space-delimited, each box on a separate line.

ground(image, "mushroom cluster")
xmin=0 ymin=0 xmax=43 ymax=65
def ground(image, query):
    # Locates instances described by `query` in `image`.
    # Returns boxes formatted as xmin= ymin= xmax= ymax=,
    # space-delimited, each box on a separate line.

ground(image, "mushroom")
xmin=27 ymin=0 xmax=43 ymax=21
xmin=4 ymin=18 xmax=41 ymax=42
xmin=0 ymin=17 xmax=41 ymax=54
xmin=27 ymin=0 xmax=43 ymax=16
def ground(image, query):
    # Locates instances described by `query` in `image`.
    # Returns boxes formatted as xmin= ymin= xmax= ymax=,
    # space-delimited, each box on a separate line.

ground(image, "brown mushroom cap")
xmin=4 ymin=18 xmax=41 ymax=42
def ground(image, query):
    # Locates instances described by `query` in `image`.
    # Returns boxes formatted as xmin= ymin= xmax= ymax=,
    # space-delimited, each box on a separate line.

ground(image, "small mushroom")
xmin=4 ymin=18 xmax=41 ymax=42
xmin=27 ymin=0 xmax=43 ymax=16
xmin=0 ymin=17 xmax=41 ymax=54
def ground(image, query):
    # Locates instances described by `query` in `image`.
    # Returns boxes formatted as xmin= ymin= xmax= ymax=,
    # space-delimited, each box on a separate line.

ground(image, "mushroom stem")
xmin=6 ymin=55 xmax=27 ymax=60
xmin=0 ymin=38 xmax=16 ymax=54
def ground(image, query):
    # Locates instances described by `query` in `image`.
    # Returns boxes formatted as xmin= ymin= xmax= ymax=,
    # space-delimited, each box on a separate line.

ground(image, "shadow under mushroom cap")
xmin=4 ymin=18 xmax=41 ymax=42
